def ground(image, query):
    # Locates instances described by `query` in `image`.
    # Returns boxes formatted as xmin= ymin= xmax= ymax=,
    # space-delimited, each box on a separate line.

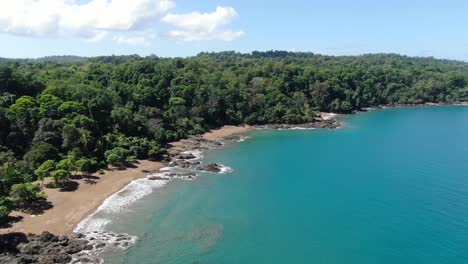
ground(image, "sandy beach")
xmin=0 ymin=125 xmax=252 ymax=236
xmin=0 ymin=160 xmax=164 ymax=236
xmin=203 ymin=125 xmax=252 ymax=140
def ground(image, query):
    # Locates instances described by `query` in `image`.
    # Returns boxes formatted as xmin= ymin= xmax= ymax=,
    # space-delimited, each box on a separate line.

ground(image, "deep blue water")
xmin=105 ymin=106 xmax=468 ymax=263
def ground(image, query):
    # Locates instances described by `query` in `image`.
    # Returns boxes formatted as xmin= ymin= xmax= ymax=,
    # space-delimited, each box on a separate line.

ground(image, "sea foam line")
xmin=73 ymin=138 xmax=235 ymax=262
xmin=74 ymin=177 xmax=168 ymax=234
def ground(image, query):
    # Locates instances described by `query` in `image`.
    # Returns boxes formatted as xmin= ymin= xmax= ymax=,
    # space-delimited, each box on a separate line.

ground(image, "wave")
xmin=75 ymin=178 xmax=168 ymax=234
xmin=289 ymin=127 xmax=317 ymax=130
xmin=73 ymin=139 xmax=236 ymax=262
xmin=180 ymin=150 xmax=204 ymax=160
xmin=321 ymin=112 xmax=337 ymax=120
xmin=237 ymin=136 xmax=251 ymax=142
xmin=219 ymin=165 xmax=234 ymax=174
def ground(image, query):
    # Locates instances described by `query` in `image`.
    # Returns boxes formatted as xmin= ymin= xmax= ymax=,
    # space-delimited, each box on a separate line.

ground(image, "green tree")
xmin=51 ymin=169 xmax=70 ymax=186
xmin=56 ymin=158 xmax=71 ymax=171
xmin=38 ymin=94 xmax=63 ymax=118
xmin=9 ymin=183 xmax=47 ymax=209
xmin=58 ymin=101 xmax=85 ymax=117
xmin=34 ymin=160 xmax=56 ymax=186
xmin=0 ymin=162 xmax=22 ymax=196
xmin=23 ymin=142 xmax=59 ymax=169
xmin=105 ymin=147 xmax=129 ymax=167
xmin=0 ymin=205 xmax=10 ymax=225
xmin=6 ymin=96 xmax=39 ymax=136
xmin=76 ymin=158 xmax=96 ymax=176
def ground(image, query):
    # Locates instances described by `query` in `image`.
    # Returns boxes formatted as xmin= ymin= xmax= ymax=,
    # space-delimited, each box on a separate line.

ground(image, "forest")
xmin=0 ymin=51 xmax=467 ymax=223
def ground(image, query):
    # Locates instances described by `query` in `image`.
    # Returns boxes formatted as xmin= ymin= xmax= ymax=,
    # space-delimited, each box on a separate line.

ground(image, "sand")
xmin=0 ymin=125 xmax=252 ymax=236
xmin=203 ymin=125 xmax=252 ymax=140
xmin=0 ymin=160 xmax=164 ymax=236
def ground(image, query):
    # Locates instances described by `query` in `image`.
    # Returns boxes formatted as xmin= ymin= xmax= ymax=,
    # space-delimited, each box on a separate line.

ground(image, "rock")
xmin=65 ymin=240 xmax=88 ymax=254
xmin=121 ymin=242 xmax=130 ymax=247
xmin=17 ymin=255 xmax=36 ymax=264
xmin=148 ymin=175 xmax=169 ymax=180
xmin=170 ymin=160 xmax=201 ymax=168
xmin=19 ymin=242 xmax=42 ymax=254
xmin=42 ymin=246 xmax=61 ymax=255
xmin=223 ymin=135 xmax=241 ymax=141
xmin=75 ymin=256 xmax=93 ymax=263
xmin=39 ymin=232 xmax=58 ymax=243
xmin=0 ymin=232 xmax=92 ymax=264
xmin=84 ymin=244 xmax=93 ymax=251
xmin=197 ymin=163 xmax=222 ymax=173
xmin=94 ymin=243 xmax=106 ymax=250
xmin=176 ymin=153 xmax=196 ymax=160
xmin=53 ymin=252 xmax=72 ymax=263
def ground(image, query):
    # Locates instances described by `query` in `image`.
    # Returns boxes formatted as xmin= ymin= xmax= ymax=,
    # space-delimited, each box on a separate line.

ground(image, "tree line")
xmin=0 ymin=51 xmax=467 ymax=224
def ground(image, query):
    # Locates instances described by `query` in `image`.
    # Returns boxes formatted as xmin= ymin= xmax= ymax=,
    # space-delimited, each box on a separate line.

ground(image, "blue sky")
xmin=0 ymin=0 xmax=467 ymax=60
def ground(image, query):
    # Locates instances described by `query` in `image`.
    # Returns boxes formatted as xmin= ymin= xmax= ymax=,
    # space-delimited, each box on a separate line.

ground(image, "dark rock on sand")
xmin=222 ymin=135 xmax=242 ymax=141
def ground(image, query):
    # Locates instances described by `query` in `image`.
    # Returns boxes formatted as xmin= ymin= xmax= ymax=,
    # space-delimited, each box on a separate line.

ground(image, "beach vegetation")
xmin=51 ymin=169 xmax=70 ymax=186
xmin=0 ymin=52 xmax=467 ymax=221
xmin=34 ymin=160 xmax=56 ymax=186
xmin=9 ymin=183 xmax=47 ymax=209
xmin=0 ymin=205 xmax=10 ymax=225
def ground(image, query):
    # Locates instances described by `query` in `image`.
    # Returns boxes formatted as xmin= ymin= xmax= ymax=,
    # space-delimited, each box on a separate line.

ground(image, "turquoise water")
xmin=105 ymin=106 xmax=468 ymax=263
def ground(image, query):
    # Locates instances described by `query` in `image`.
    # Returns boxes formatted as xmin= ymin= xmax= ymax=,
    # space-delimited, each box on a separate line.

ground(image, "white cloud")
xmin=162 ymin=6 xmax=244 ymax=41
xmin=0 ymin=1 xmax=243 ymax=43
xmin=0 ymin=0 xmax=175 ymax=40
xmin=114 ymin=36 xmax=151 ymax=46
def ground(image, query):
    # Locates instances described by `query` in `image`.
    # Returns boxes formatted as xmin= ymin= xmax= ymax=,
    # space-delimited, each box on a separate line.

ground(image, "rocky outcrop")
xmin=169 ymin=160 xmax=201 ymax=168
xmin=197 ymin=163 xmax=223 ymax=173
xmin=255 ymin=118 xmax=342 ymax=130
xmin=0 ymin=232 xmax=91 ymax=264
xmin=175 ymin=153 xmax=196 ymax=160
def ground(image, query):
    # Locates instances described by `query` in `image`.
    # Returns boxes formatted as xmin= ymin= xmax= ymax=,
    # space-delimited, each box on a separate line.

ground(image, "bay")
xmin=104 ymin=106 xmax=468 ymax=264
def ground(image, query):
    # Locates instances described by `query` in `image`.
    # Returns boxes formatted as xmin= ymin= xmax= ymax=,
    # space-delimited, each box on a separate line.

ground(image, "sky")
xmin=0 ymin=0 xmax=467 ymax=60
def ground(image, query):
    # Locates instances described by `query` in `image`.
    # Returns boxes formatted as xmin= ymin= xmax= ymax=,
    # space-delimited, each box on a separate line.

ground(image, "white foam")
xmin=219 ymin=165 xmax=233 ymax=174
xmin=70 ymin=231 xmax=137 ymax=263
xmin=321 ymin=112 xmax=337 ymax=120
xmin=159 ymin=166 xmax=172 ymax=171
xmin=237 ymin=136 xmax=251 ymax=142
xmin=289 ymin=127 xmax=317 ymax=130
xmin=74 ymin=178 xmax=167 ymax=234
xmin=74 ymin=139 xmax=236 ymax=260
xmin=181 ymin=150 xmax=204 ymax=160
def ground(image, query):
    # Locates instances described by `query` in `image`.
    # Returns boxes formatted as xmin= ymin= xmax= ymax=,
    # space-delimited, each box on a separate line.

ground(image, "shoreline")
xmin=361 ymin=101 xmax=468 ymax=111
xmin=0 ymin=160 xmax=165 ymax=236
xmin=1 ymin=103 xmax=465 ymax=237
xmin=1 ymin=104 xmax=465 ymax=262
xmin=0 ymin=125 xmax=253 ymax=237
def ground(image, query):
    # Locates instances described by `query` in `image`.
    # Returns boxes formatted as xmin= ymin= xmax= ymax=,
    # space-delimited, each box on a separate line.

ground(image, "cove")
xmin=104 ymin=106 xmax=468 ymax=264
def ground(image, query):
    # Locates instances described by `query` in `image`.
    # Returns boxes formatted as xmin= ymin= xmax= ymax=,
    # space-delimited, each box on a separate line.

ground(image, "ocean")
xmin=86 ymin=106 xmax=468 ymax=263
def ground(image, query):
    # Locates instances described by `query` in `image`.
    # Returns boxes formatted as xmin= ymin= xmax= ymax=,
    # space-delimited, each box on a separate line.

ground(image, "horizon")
xmin=1 ymin=50 xmax=467 ymax=63
xmin=1 ymin=1 xmax=467 ymax=61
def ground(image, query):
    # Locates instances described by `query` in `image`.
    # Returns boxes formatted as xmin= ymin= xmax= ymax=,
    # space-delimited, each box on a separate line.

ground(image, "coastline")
xmin=0 ymin=160 xmax=165 ymax=236
xmin=1 ymin=103 xmax=464 ymax=237
xmin=0 ymin=125 xmax=253 ymax=237
xmin=1 ymin=104 xmax=465 ymax=261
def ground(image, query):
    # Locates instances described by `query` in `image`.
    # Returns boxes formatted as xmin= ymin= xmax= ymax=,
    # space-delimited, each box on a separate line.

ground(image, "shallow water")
xmin=102 ymin=106 xmax=468 ymax=263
